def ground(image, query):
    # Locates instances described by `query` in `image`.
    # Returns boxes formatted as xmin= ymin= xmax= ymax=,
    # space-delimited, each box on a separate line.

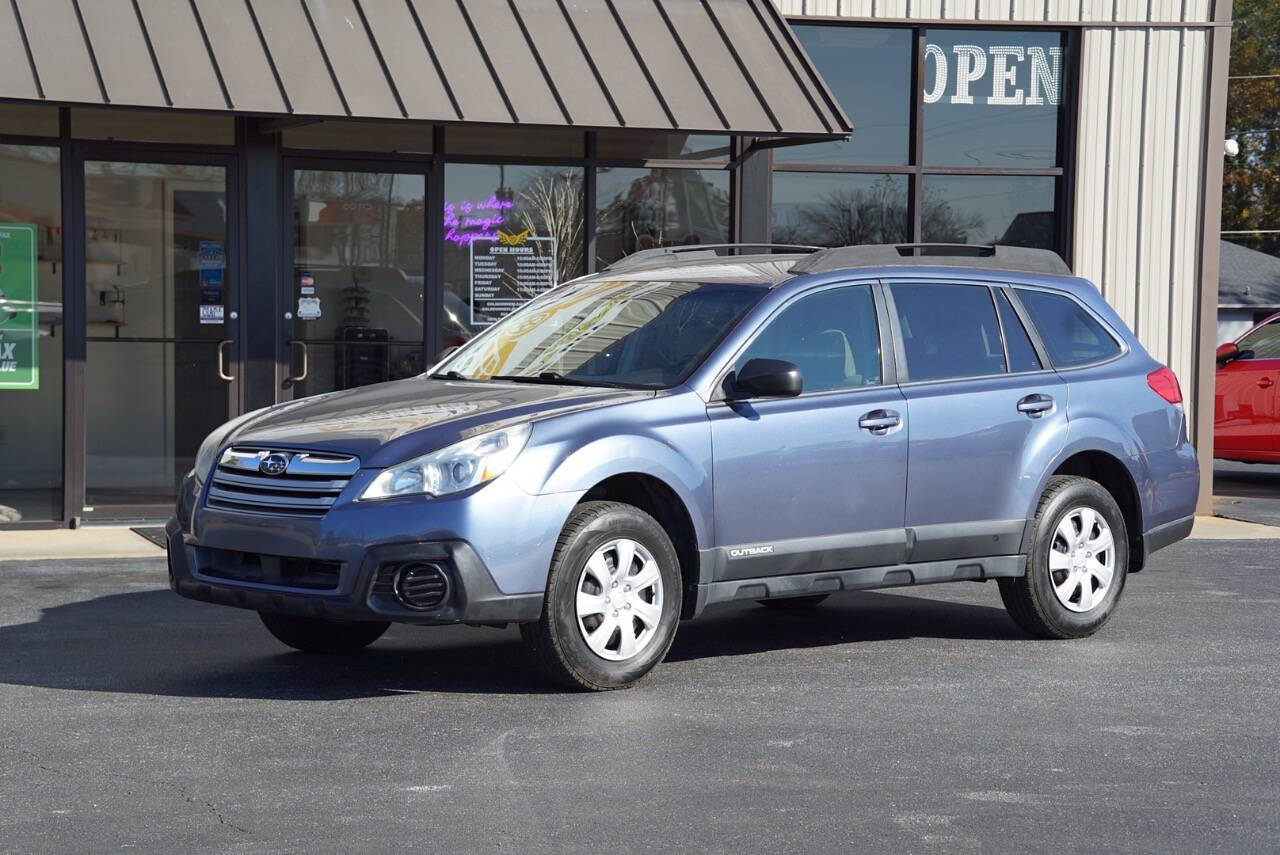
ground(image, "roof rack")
xmin=603 ymin=243 xmax=821 ymax=273
xmin=790 ymin=243 xmax=1072 ymax=277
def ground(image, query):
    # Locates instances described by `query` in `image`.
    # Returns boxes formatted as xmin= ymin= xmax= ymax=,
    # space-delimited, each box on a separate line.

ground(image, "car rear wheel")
xmin=520 ymin=501 xmax=682 ymax=691
xmin=999 ymin=475 xmax=1129 ymax=639
xmin=258 ymin=612 xmax=390 ymax=653
xmin=757 ymin=595 xmax=829 ymax=610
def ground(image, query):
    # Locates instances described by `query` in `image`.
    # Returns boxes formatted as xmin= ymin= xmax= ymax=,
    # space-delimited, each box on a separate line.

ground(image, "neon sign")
xmin=444 ymin=195 xmax=516 ymax=247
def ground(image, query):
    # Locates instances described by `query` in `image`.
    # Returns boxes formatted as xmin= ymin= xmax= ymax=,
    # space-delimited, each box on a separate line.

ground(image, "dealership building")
xmin=0 ymin=0 xmax=1231 ymax=526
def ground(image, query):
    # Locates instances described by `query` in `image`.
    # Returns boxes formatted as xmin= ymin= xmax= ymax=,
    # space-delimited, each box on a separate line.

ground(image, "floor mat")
xmin=130 ymin=527 xmax=168 ymax=548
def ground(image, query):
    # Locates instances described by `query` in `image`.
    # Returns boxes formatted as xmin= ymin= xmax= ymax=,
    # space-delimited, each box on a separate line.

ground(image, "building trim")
xmin=1192 ymin=0 xmax=1233 ymax=513
xmin=788 ymin=15 xmax=1230 ymax=30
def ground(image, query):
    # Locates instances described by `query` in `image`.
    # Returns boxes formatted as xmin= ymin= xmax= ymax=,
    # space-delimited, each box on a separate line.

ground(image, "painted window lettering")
xmin=922 ymin=43 xmax=1062 ymax=106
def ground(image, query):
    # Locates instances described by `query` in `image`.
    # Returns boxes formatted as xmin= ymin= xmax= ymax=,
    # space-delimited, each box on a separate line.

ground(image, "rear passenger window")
xmin=890 ymin=283 xmax=1006 ymax=381
xmin=997 ymin=291 xmax=1042 ymax=372
xmin=1017 ymin=289 xmax=1120 ymax=367
xmin=736 ymin=285 xmax=881 ymax=393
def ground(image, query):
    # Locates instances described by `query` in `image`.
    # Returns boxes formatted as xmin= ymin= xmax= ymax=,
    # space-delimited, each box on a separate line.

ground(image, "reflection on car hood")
xmin=228 ymin=377 xmax=647 ymax=465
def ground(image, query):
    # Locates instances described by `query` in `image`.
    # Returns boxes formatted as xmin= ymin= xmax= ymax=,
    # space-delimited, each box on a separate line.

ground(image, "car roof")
xmin=591 ymin=254 xmax=803 ymax=286
xmin=590 ymin=243 xmax=1076 ymax=289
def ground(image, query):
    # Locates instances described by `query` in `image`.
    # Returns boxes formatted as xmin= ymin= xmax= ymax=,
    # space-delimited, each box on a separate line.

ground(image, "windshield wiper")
xmin=492 ymin=372 xmax=626 ymax=388
xmin=428 ymin=370 xmax=478 ymax=381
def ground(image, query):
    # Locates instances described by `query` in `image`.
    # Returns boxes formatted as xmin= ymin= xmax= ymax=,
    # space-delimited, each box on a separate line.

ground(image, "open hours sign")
xmin=0 ymin=224 xmax=38 ymax=390
xmin=469 ymin=230 xmax=557 ymax=326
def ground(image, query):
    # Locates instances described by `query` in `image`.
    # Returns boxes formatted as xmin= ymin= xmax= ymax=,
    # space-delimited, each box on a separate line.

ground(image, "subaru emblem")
xmin=259 ymin=453 xmax=290 ymax=476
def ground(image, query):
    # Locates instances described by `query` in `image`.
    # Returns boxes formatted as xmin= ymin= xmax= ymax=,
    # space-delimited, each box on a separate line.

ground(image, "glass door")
xmin=81 ymin=157 xmax=238 ymax=516
xmin=285 ymin=163 xmax=426 ymax=399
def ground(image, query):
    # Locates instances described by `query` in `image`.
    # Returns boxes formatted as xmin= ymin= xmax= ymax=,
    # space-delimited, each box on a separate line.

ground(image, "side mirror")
xmin=1216 ymin=342 xmax=1240 ymax=365
xmin=731 ymin=358 xmax=803 ymax=399
xmin=436 ymin=345 xmax=460 ymax=362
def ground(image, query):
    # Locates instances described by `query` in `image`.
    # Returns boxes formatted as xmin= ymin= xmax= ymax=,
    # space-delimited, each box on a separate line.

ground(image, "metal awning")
xmin=0 ymin=0 xmax=849 ymax=139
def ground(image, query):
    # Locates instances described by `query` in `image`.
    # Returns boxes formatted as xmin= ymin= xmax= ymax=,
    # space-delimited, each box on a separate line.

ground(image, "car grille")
xmin=200 ymin=549 xmax=342 ymax=591
xmin=206 ymin=448 xmax=360 ymax=517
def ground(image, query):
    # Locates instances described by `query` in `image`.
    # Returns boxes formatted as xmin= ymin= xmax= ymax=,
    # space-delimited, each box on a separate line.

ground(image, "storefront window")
xmin=772 ymin=172 xmax=909 ymax=247
xmin=596 ymin=132 xmax=730 ymax=162
xmin=921 ymin=175 xmax=1058 ymax=248
xmin=0 ymin=104 xmax=59 ymax=137
xmin=446 ymin=126 xmax=583 ymax=158
xmin=443 ymin=164 xmax=584 ymax=348
xmin=772 ymin=23 xmax=1069 ymax=256
xmin=594 ymin=167 xmax=730 ymax=268
xmin=922 ymin=30 xmax=1066 ymax=168
xmin=0 ymin=145 xmax=62 ymax=523
xmin=291 ymin=169 xmax=426 ymax=397
xmin=777 ymin=25 xmax=912 ymax=166
xmin=71 ymin=108 xmax=235 ymax=146
xmin=84 ymin=161 xmax=230 ymax=510
xmin=282 ymin=121 xmax=433 ymax=154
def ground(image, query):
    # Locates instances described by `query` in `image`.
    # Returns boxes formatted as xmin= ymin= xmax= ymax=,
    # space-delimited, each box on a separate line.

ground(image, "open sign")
xmin=923 ymin=43 xmax=1063 ymax=107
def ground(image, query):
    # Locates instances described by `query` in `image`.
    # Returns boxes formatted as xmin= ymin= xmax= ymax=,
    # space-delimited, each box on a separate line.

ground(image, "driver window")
xmin=1237 ymin=318 xmax=1280 ymax=360
xmin=735 ymin=285 xmax=881 ymax=393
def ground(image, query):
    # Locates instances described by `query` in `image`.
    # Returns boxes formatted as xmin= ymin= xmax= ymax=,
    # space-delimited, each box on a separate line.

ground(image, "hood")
xmin=228 ymin=377 xmax=648 ymax=467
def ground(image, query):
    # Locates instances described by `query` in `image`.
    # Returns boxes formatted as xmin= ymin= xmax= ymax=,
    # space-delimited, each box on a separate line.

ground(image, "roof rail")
xmin=790 ymin=243 xmax=1072 ymax=277
xmin=603 ymin=243 xmax=821 ymax=273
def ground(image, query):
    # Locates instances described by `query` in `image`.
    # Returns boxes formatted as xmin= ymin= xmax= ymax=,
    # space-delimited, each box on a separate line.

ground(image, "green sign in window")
xmin=0 ymin=224 xmax=38 ymax=390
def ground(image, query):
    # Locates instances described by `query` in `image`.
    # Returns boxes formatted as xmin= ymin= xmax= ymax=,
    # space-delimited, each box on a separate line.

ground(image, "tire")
xmin=520 ymin=501 xmax=683 ymax=691
xmin=757 ymin=595 xmax=829 ymax=610
xmin=258 ymin=612 xmax=390 ymax=653
xmin=999 ymin=475 xmax=1129 ymax=639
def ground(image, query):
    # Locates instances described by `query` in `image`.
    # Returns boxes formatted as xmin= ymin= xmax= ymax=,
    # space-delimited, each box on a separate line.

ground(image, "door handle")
xmin=1258 ymin=377 xmax=1274 ymax=389
xmin=858 ymin=409 xmax=901 ymax=434
xmin=1017 ymin=393 xmax=1054 ymax=417
xmin=286 ymin=339 xmax=308 ymax=383
xmin=216 ymin=339 xmax=234 ymax=382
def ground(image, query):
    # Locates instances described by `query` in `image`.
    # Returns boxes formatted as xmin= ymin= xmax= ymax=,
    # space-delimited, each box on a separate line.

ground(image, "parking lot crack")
xmin=1 ymin=741 xmax=250 ymax=835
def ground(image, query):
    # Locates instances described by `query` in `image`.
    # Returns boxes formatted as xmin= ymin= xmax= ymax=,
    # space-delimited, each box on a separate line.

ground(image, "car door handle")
xmin=1016 ymin=393 xmax=1055 ymax=416
xmin=1259 ymin=377 xmax=1274 ymax=389
xmin=858 ymin=409 xmax=901 ymax=434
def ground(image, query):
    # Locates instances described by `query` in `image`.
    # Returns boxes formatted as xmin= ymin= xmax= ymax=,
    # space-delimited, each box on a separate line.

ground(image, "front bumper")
xmin=166 ymin=465 xmax=572 ymax=624
xmin=167 ymin=518 xmax=542 ymax=624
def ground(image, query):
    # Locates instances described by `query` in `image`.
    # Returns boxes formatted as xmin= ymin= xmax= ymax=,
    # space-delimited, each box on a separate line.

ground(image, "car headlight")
xmin=192 ymin=407 xmax=269 ymax=483
xmin=359 ymin=424 xmax=532 ymax=500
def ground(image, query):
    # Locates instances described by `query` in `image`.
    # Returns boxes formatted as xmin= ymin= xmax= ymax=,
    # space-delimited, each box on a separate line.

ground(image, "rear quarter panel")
xmin=1043 ymin=357 xmax=1198 ymax=532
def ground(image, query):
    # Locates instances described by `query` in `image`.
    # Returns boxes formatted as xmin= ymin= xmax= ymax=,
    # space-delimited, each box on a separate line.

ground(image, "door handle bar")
xmin=216 ymin=339 xmax=234 ymax=381
xmin=1017 ymin=394 xmax=1055 ymax=416
xmin=858 ymin=409 xmax=901 ymax=433
xmin=286 ymin=339 xmax=308 ymax=383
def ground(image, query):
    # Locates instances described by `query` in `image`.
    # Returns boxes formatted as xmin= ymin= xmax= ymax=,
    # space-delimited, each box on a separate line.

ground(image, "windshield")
xmin=436 ymin=277 xmax=765 ymax=389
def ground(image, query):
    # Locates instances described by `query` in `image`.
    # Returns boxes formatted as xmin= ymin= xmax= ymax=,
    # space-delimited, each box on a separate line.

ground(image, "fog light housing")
xmin=392 ymin=562 xmax=450 ymax=610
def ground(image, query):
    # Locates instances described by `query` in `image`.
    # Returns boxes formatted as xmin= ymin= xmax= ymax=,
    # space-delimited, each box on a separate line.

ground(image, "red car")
xmin=1216 ymin=310 xmax=1280 ymax=462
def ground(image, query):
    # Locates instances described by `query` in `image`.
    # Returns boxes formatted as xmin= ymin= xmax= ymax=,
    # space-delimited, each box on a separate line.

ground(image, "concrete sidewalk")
xmin=0 ymin=527 xmax=164 ymax=562
xmin=1 ymin=515 xmax=1276 ymax=562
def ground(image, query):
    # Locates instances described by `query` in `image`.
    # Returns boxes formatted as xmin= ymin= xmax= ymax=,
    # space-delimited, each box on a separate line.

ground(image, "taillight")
xmin=1147 ymin=365 xmax=1182 ymax=404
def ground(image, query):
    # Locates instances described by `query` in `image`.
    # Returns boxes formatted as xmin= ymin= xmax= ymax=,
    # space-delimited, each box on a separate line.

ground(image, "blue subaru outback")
xmin=168 ymin=243 xmax=1199 ymax=690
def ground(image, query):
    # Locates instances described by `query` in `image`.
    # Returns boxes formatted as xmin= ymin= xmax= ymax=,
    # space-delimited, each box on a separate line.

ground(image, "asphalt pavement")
xmin=1215 ymin=460 xmax=1280 ymax=527
xmin=1 ymin=540 xmax=1277 ymax=853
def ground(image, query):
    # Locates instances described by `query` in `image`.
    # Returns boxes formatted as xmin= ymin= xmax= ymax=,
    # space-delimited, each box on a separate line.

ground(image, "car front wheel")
xmin=999 ymin=475 xmax=1129 ymax=639
xmin=521 ymin=501 xmax=682 ymax=691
